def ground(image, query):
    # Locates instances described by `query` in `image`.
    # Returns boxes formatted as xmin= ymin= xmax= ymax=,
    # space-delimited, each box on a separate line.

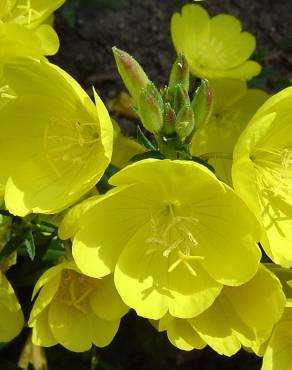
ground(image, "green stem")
xmin=200 ymin=152 xmax=233 ymax=161
xmin=90 ymin=345 xmax=99 ymax=370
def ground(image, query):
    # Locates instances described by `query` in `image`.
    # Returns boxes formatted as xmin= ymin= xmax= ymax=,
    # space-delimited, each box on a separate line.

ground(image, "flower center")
xmin=43 ymin=117 xmax=99 ymax=177
xmin=56 ymin=269 xmax=96 ymax=314
xmin=145 ymin=203 xmax=204 ymax=276
xmin=15 ymin=0 xmax=40 ymax=25
xmin=252 ymin=147 xmax=292 ymax=201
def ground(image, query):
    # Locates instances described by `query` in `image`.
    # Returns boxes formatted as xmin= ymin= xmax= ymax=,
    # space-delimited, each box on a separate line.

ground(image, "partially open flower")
xmin=0 ymin=57 xmax=113 ymax=216
xmin=62 ymin=159 xmax=261 ymax=320
xmin=232 ymin=86 xmax=292 ymax=267
xmin=171 ymin=4 xmax=261 ymax=80
xmin=29 ymin=261 xmax=128 ymax=352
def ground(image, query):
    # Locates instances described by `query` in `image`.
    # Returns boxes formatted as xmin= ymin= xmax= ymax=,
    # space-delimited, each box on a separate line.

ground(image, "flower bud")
xmin=173 ymin=84 xmax=190 ymax=113
xmin=175 ymin=104 xmax=195 ymax=141
xmin=162 ymin=102 xmax=176 ymax=136
xmin=191 ymin=79 xmax=213 ymax=129
xmin=138 ymin=83 xmax=164 ymax=134
xmin=112 ymin=47 xmax=150 ymax=104
xmin=169 ymin=54 xmax=190 ymax=92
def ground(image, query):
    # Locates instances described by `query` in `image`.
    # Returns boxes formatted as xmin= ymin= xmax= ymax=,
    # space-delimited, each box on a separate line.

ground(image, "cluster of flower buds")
xmin=112 ymin=47 xmax=213 ymax=160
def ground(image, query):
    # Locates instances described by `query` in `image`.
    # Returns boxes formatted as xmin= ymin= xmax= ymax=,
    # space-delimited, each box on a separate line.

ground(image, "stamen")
xmin=145 ymin=206 xmax=202 ymax=274
xmin=0 ymin=85 xmax=16 ymax=100
xmin=17 ymin=0 xmax=40 ymax=24
xmin=57 ymin=270 xmax=95 ymax=314
xmin=43 ymin=116 xmax=99 ymax=178
xmin=252 ymin=147 xmax=292 ymax=200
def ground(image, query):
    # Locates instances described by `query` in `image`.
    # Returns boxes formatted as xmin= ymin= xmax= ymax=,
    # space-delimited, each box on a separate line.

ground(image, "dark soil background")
xmin=1 ymin=1 xmax=292 ymax=369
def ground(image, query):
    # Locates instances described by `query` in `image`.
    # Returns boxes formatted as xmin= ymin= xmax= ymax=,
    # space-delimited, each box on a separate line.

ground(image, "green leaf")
xmin=23 ymin=230 xmax=35 ymax=261
xmin=191 ymin=156 xmax=215 ymax=173
xmin=136 ymin=125 xmax=156 ymax=150
xmin=96 ymin=164 xmax=120 ymax=194
xmin=0 ymin=229 xmax=29 ymax=262
xmin=130 ymin=150 xmax=165 ymax=162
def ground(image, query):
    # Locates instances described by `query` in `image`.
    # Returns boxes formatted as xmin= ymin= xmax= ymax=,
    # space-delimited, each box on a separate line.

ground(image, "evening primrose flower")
xmin=171 ymin=4 xmax=261 ymax=80
xmin=232 ymin=87 xmax=292 ymax=267
xmin=0 ymin=57 xmax=113 ymax=216
xmin=63 ymin=159 xmax=261 ymax=320
xmin=158 ymin=265 xmax=285 ymax=355
xmin=29 ymin=261 xmax=128 ymax=352
xmin=0 ymin=0 xmax=64 ymax=59
xmin=192 ymin=79 xmax=268 ymax=185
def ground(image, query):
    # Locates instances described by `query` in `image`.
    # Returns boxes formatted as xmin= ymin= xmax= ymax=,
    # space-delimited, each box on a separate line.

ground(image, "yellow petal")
xmin=31 ymin=306 xmax=57 ymax=347
xmin=262 ymin=309 xmax=292 ymax=370
xmin=90 ymin=275 xmax=129 ymax=321
xmin=88 ymin=311 xmax=120 ymax=348
xmin=0 ymin=273 xmax=24 ymax=342
xmin=115 ymin=221 xmax=222 ymax=319
xmin=166 ymin=318 xmax=206 ymax=351
xmin=48 ymin=298 xmax=92 ymax=352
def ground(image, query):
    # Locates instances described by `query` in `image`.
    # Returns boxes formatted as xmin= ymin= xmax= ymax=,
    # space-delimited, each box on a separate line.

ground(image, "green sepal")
xmin=138 ymin=83 xmax=164 ymax=133
xmin=191 ymin=79 xmax=213 ymax=129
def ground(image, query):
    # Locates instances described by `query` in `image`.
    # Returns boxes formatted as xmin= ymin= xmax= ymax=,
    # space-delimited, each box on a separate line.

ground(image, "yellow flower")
xmin=171 ymin=4 xmax=261 ymax=80
xmin=232 ymin=87 xmax=292 ymax=267
xmin=63 ymin=159 xmax=261 ymax=320
xmin=192 ymin=79 xmax=268 ymax=185
xmin=0 ymin=0 xmax=64 ymax=59
xmin=29 ymin=261 xmax=128 ymax=352
xmin=0 ymin=57 xmax=113 ymax=216
xmin=0 ymin=271 xmax=24 ymax=342
xmin=0 ymin=0 xmax=64 ymax=29
xmin=158 ymin=265 xmax=285 ymax=355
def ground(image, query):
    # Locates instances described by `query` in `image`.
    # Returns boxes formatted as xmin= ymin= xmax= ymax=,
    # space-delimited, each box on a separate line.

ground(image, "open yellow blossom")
xmin=29 ymin=260 xmax=128 ymax=352
xmin=64 ymin=159 xmax=261 ymax=320
xmin=0 ymin=0 xmax=64 ymax=59
xmin=0 ymin=57 xmax=113 ymax=216
xmin=158 ymin=265 xmax=285 ymax=355
xmin=171 ymin=4 xmax=261 ymax=80
xmin=232 ymin=86 xmax=292 ymax=267
xmin=192 ymin=79 xmax=268 ymax=185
